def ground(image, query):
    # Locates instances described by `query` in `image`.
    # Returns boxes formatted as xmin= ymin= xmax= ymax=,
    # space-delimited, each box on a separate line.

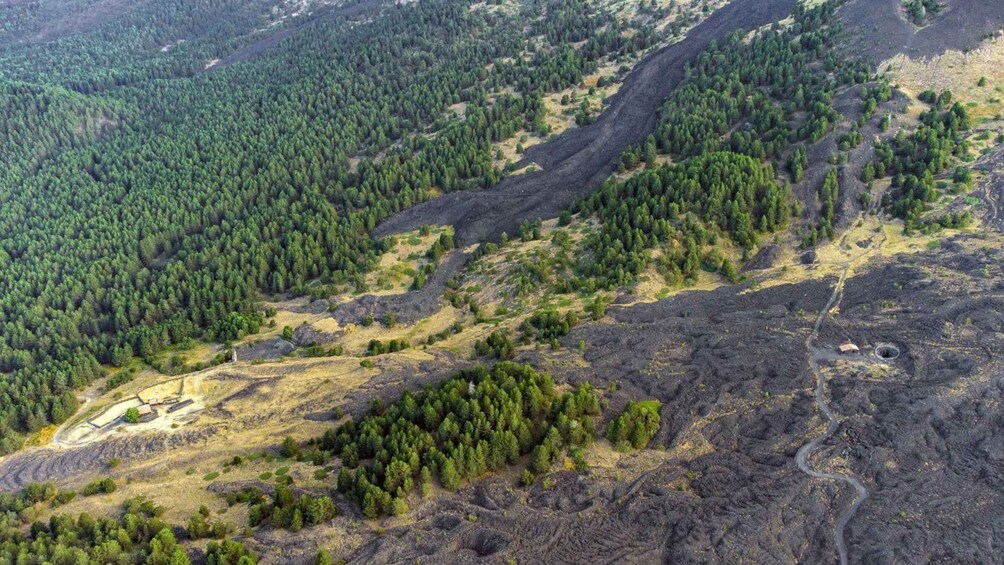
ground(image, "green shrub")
xmin=82 ymin=477 xmax=117 ymax=496
xmin=606 ymin=400 xmax=661 ymax=451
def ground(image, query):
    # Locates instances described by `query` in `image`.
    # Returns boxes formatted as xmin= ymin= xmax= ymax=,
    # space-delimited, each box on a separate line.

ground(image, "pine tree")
xmin=362 ymin=492 xmax=378 ymax=520
xmin=529 ymin=444 xmax=551 ymax=475
xmin=720 ymin=258 xmax=740 ymax=284
xmin=440 ymin=459 xmax=461 ymax=491
xmin=391 ymin=497 xmax=409 ymax=516
xmin=419 ymin=466 xmax=433 ymax=497
xmin=281 ymin=436 xmax=300 ymax=459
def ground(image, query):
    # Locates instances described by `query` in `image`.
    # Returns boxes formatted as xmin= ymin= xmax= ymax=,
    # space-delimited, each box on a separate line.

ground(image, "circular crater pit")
xmin=874 ymin=343 xmax=900 ymax=361
xmin=465 ymin=530 xmax=511 ymax=557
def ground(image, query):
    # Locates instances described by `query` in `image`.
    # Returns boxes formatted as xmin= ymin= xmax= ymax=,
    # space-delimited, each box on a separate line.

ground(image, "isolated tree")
xmin=391 ymin=497 xmax=409 ymax=516
xmin=440 ymin=459 xmax=461 ymax=492
xmin=281 ymin=436 xmax=300 ymax=459
xmin=124 ymin=407 xmax=141 ymax=424
xmin=361 ymin=492 xmax=379 ymax=520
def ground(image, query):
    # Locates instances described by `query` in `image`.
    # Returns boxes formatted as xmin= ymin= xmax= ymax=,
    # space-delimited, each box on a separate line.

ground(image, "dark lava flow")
xmin=340 ymin=0 xmax=800 ymax=326
xmin=372 ymin=0 xmax=799 ymax=244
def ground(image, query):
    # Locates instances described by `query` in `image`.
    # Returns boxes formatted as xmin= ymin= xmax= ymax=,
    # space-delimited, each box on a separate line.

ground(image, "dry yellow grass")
xmin=254 ymin=297 xmax=339 ymax=343
xmin=629 ymin=265 xmax=723 ymax=304
xmin=337 ymin=304 xmax=468 ymax=356
xmin=445 ymin=101 xmax=467 ymax=119
xmin=601 ymin=0 xmax=727 ymax=34
xmin=885 ymin=33 xmax=1004 ymax=147
xmin=257 ymin=227 xmax=452 ymax=343
xmin=363 ymin=226 xmax=453 ymax=296
xmin=621 ymin=233 xmax=746 ymax=304
xmin=491 ymin=87 xmax=610 ymax=166
xmin=755 ymin=216 xmax=977 ymax=291
xmin=537 ymin=62 xmax=622 ymax=140
xmin=40 ymin=353 xmax=397 ymax=523
xmin=461 ymin=217 xmax=591 ymax=304
xmin=492 ymin=129 xmax=541 ymax=169
xmin=249 ymin=227 xmax=455 ymax=352
xmin=149 ymin=341 xmax=223 ymax=372
xmin=23 ymin=425 xmax=58 ymax=448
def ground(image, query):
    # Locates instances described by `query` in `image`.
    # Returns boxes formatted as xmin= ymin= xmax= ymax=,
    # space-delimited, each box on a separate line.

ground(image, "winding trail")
xmin=795 ymin=229 xmax=884 ymax=564
xmin=51 ymin=393 xmax=97 ymax=448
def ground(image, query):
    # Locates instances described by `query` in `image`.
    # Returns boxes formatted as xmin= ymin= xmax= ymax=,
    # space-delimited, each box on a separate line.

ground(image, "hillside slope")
xmin=1 ymin=1 xmax=1004 ymax=564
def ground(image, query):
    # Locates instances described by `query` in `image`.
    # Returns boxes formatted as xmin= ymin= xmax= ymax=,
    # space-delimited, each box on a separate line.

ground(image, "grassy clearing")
xmin=362 ymin=226 xmax=454 ymax=296
xmin=22 ymin=425 xmax=59 ymax=448
xmin=885 ymin=33 xmax=1004 ymax=151
xmin=35 ymin=353 xmax=395 ymax=525
xmin=148 ymin=340 xmax=223 ymax=374
xmin=756 ymin=215 xmax=982 ymax=291
xmin=460 ymin=217 xmax=607 ymax=319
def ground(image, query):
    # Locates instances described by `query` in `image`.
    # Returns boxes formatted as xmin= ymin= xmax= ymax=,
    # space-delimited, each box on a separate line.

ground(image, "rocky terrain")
xmin=840 ymin=0 xmax=1004 ymax=62
xmin=373 ymin=0 xmax=799 ymax=244
xmin=318 ymin=226 xmax=1004 ymax=564
xmin=2 ymin=1 xmax=1004 ymax=564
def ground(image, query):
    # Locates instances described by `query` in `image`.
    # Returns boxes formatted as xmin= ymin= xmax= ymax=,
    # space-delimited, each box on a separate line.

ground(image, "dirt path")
xmin=795 ymin=228 xmax=885 ymax=565
xmin=51 ymin=393 xmax=98 ymax=448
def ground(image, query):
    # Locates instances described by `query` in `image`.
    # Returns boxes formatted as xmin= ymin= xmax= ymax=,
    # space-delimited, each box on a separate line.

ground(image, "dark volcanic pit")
xmin=874 ymin=343 xmax=900 ymax=360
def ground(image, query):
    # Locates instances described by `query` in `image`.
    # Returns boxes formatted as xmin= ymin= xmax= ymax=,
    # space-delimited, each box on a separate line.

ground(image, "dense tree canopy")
xmin=574 ymin=1 xmax=869 ymax=287
xmin=606 ymin=400 xmax=661 ymax=451
xmin=0 ymin=496 xmax=188 ymax=564
xmin=0 ymin=0 xmax=638 ymax=454
xmin=579 ymin=152 xmax=789 ymax=286
xmin=322 ymin=362 xmax=600 ymax=517
xmin=872 ymin=92 xmax=973 ymax=231
xmin=0 ymin=483 xmax=257 ymax=562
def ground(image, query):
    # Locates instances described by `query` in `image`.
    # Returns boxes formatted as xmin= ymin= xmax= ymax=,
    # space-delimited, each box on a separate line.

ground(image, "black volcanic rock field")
xmin=323 ymin=236 xmax=1004 ymax=564
xmin=373 ymin=0 xmax=800 ymax=244
xmin=2 ymin=1 xmax=1004 ymax=563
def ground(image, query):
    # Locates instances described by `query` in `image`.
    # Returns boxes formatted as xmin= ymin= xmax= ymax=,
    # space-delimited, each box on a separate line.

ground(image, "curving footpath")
xmin=50 ymin=393 xmax=97 ymax=448
xmin=795 ymin=230 xmax=885 ymax=565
